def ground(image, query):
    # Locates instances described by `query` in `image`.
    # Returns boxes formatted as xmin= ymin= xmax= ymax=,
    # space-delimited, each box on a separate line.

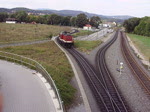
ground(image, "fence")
xmin=0 ymin=51 xmax=64 ymax=111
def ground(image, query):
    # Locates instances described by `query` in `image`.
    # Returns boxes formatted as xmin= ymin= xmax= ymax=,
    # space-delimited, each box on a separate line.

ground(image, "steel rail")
xmin=68 ymin=48 xmax=127 ymax=112
xmin=96 ymin=31 xmax=129 ymax=112
xmin=68 ymin=48 xmax=113 ymax=111
xmin=57 ymin=31 xmax=129 ymax=112
xmin=120 ymin=32 xmax=150 ymax=95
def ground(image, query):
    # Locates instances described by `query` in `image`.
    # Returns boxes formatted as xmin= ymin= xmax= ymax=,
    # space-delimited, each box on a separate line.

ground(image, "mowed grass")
xmin=0 ymin=23 xmax=71 ymax=43
xmin=127 ymin=34 xmax=150 ymax=60
xmin=0 ymin=41 xmax=75 ymax=107
xmin=74 ymin=40 xmax=102 ymax=53
xmin=72 ymin=30 xmax=94 ymax=37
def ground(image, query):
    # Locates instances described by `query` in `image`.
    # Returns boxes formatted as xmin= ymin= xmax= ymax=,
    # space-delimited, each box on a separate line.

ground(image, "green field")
xmin=0 ymin=23 xmax=71 ymax=43
xmin=0 ymin=41 xmax=75 ymax=106
xmin=74 ymin=40 xmax=102 ymax=53
xmin=72 ymin=30 xmax=94 ymax=37
xmin=127 ymin=34 xmax=150 ymax=60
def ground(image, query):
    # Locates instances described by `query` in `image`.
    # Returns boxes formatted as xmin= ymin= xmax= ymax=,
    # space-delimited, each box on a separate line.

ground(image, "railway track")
xmin=96 ymin=31 xmax=129 ymax=112
xmin=68 ymin=48 xmax=119 ymax=112
xmin=121 ymin=32 xmax=150 ymax=95
xmin=56 ymin=31 xmax=130 ymax=111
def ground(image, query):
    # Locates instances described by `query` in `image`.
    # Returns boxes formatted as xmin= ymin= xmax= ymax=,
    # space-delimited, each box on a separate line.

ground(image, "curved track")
xmin=121 ymin=32 xmax=150 ymax=95
xmin=68 ymin=48 xmax=113 ymax=111
xmin=57 ymin=31 xmax=130 ymax=111
xmin=96 ymin=31 xmax=130 ymax=112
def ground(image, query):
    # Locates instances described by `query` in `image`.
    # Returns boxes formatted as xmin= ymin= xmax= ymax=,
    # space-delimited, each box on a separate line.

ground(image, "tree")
xmin=37 ymin=16 xmax=46 ymax=24
xmin=76 ymin=13 xmax=88 ymax=28
xmin=134 ymin=21 xmax=146 ymax=35
xmin=26 ymin=15 xmax=38 ymax=23
xmin=61 ymin=16 xmax=71 ymax=26
xmin=90 ymin=16 xmax=101 ymax=28
xmin=14 ymin=11 xmax=28 ymax=22
xmin=70 ymin=17 xmax=77 ymax=26
xmin=47 ymin=14 xmax=61 ymax=25
xmin=145 ymin=22 xmax=150 ymax=37
xmin=123 ymin=17 xmax=141 ymax=33
xmin=0 ymin=13 xmax=8 ymax=22
xmin=43 ymin=15 xmax=51 ymax=24
xmin=134 ymin=16 xmax=150 ymax=36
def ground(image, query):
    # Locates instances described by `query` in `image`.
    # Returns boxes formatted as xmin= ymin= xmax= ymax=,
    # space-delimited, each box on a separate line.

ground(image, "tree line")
xmin=0 ymin=11 xmax=101 ymax=28
xmin=123 ymin=16 xmax=150 ymax=37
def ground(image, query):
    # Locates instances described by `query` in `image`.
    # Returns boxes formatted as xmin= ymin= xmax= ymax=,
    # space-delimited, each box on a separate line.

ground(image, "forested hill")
xmin=0 ymin=7 xmax=133 ymax=22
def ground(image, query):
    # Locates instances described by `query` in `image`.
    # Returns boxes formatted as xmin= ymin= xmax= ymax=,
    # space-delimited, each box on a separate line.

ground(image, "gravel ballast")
xmin=105 ymin=32 xmax=150 ymax=112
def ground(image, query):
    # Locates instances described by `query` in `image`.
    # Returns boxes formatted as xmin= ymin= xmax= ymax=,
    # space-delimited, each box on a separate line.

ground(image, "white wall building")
xmin=6 ymin=18 xmax=17 ymax=24
xmin=99 ymin=22 xmax=117 ymax=28
xmin=83 ymin=24 xmax=92 ymax=30
xmin=6 ymin=21 xmax=16 ymax=24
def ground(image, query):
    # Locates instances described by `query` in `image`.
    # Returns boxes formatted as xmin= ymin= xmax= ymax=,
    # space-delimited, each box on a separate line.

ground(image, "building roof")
xmin=85 ymin=24 xmax=92 ymax=27
xmin=6 ymin=18 xmax=17 ymax=21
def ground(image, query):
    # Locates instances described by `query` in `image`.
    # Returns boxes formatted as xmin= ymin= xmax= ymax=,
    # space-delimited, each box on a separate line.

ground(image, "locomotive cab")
xmin=59 ymin=31 xmax=74 ymax=48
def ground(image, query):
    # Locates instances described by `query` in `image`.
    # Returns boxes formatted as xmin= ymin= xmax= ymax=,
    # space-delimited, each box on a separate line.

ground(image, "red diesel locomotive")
xmin=59 ymin=31 xmax=74 ymax=48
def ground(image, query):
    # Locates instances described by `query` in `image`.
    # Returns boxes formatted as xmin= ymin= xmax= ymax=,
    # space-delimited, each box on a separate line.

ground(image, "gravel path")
xmin=0 ymin=60 xmax=56 ymax=112
xmin=0 ymin=39 xmax=51 ymax=48
xmin=105 ymin=32 xmax=150 ymax=112
xmin=75 ymin=28 xmax=113 ymax=41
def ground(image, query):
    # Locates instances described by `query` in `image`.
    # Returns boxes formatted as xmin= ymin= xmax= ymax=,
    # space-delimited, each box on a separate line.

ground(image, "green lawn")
xmin=74 ymin=40 xmax=102 ymax=53
xmin=72 ymin=30 xmax=94 ymax=37
xmin=0 ymin=41 xmax=75 ymax=107
xmin=0 ymin=23 xmax=71 ymax=43
xmin=127 ymin=34 xmax=150 ymax=60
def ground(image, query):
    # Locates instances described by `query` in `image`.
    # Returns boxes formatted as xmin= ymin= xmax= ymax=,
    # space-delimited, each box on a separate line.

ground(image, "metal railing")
xmin=0 ymin=51 xmax=64 ymax=112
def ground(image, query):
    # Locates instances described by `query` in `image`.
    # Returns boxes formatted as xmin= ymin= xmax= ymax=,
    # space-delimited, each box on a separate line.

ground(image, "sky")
xmin=0 ymin=0 xmax=150 ymax=17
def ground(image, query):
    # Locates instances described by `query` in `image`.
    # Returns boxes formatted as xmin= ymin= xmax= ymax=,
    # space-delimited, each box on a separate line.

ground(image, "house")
xmin=83 ymin=24 xmax=92 ymax=30
xmin=6 ymin=18 xmax=17 ymax=24
xmin=99 ymin=22 xmax=117 ymax=28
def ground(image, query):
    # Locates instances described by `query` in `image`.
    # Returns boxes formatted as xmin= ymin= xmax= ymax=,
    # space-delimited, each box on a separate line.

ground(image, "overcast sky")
xmin=0 ymin=0 xmax=150 ymax=17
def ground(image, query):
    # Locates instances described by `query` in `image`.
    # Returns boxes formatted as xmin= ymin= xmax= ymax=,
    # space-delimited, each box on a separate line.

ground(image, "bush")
xmin=48 ymin=33 xmax=53 ymax=38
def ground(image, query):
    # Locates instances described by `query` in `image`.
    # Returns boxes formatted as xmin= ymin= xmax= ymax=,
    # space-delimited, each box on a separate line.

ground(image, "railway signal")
xmin=120 ymin=62 xmax=123 ymax=75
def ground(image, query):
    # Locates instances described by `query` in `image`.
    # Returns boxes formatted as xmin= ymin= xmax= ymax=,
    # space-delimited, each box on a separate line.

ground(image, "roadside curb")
xmin=36 ymin=72 xmax=63 ymax=112
xmin=53 ymin=37 xmax=92 ymax=112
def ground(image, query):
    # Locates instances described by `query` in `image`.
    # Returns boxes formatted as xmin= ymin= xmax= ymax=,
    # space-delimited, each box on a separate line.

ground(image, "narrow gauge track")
xmin=68 ymin=48 xmax=114 ymax=112
xmin=121 ymin=32 xmax=150 ymax=95
xmin=56 ymin=31 xmax=130 ymax=112
xmin=96 ymin=31 xmax=129 ymax=112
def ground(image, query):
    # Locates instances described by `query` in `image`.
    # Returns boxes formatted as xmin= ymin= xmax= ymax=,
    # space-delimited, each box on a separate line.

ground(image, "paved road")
xmin=0 ymin=39 xmax=51 ymax=48
xmin=75 ymin=28 xmax=113 ymax=41
xmin=0 ymin=60 xmax=56 ymax=112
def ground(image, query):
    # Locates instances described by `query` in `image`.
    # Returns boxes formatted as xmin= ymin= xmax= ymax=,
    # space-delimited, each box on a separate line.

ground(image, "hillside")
xmin=0 ymin=7 xmax=133 ymax=23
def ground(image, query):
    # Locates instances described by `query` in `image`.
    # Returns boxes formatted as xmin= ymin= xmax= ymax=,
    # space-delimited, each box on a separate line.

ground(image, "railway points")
xmin=57 ymin=30 xmax=130 ymax=112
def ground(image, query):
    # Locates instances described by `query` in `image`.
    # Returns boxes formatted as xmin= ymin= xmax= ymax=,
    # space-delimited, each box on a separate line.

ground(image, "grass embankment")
xmin=74 ymin=40 xmax=102 ymax=53
xmin=72 ymin=30 xmax=94 ymax=37
xmin=127 ymin=34 xmax=150 ymax=60
xmin=0 ymin=23 xmax=71 ymax=43
xmin=0 ymin=41 xmax=75 ymax=107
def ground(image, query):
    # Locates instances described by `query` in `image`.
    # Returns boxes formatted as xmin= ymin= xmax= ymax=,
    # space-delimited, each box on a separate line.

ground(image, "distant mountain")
xmin=0 ymin=7 xmax=134 ymax=22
